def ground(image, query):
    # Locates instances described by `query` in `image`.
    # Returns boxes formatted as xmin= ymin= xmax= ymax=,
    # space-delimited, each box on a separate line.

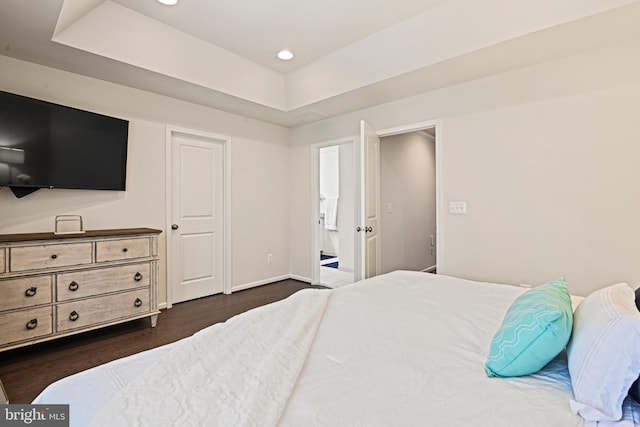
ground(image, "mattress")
xmin=33 ymin=271 xmax=640 ymax=426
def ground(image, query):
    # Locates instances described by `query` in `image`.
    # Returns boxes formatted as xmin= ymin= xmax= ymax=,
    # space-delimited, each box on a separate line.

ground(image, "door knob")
xmin=356 ymin=226 xmax=362 ymax=232
xmin=171 ymin=224 xmax=179 ymax=230
xmin=365 ymin=226 xmax=373 ymax=233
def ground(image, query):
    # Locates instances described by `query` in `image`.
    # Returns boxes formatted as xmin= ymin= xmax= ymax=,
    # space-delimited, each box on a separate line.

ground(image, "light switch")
xmin=449 ymin=201 xmax=467 ymax=214
xmin=386 ymin=203 xmax=393 ymax=213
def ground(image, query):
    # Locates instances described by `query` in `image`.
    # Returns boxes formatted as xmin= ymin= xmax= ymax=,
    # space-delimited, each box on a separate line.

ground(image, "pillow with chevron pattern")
xmin=485 ymin=278 xmax=573 ymax=378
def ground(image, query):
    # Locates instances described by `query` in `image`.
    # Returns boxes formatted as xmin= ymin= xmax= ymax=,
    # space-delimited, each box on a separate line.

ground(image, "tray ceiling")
xmin=1 ymin=0 xmax=639 ymax=126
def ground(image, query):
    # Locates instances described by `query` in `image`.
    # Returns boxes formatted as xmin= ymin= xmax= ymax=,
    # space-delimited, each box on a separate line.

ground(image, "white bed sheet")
xmin=33 ymin=271 xmax=640 ymax=426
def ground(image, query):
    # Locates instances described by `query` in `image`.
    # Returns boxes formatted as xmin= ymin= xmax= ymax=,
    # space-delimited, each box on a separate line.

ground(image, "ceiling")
xmin=1 ymin=0 xmax=639 ymax=127
xmin=112 ymin=0 xmax=449 ymax=74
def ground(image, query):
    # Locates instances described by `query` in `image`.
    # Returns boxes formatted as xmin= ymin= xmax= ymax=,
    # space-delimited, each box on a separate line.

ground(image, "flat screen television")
xmin=0 ymin=90 xmax=129 ymax=198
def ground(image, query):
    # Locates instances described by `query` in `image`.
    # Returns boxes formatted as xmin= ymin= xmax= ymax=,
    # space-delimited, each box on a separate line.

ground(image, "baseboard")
xmin=232 ymin=274 xmax=313 ymax=292
xmin=422 ymin=265 xmax=437 ymax=273
xmin=231 ymin=274 xmax=290 ymax=292
xmin=162 ymin=275 xmax=315 ymax=308
xmin=288 ymin=274 xmax=311 ymax=283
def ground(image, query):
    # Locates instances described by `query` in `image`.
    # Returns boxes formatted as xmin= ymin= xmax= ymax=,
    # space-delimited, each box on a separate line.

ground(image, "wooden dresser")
xmin=0 ymin=228 xmax=161 ymax=352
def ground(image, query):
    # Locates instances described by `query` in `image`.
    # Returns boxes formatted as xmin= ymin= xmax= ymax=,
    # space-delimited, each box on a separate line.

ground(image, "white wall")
xmin=380 ymin=132 xmax=436 ymax=274
xmin=229 ymin=136 xmax=291 ymax=289
xmin=319 ymin=146 xmax=339 ymax=199
xmin=0 ymin=55 xmax=291 ymax=303
xmin=290 ymin=36 xmax=640 ymax=296
xmin=319 ymin=146 xmax=339 ymax=255
xmin=440 ymin=86 xmax=640 ymax=295
xmin=3 ymin=35 xmax=640 ymax=300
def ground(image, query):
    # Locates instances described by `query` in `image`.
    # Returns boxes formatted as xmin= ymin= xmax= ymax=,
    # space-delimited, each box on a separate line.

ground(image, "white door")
xmin=170 ymin=132 xmax=224 ymax=303
xmin=360 ymin=120 xmax=381 ymax=279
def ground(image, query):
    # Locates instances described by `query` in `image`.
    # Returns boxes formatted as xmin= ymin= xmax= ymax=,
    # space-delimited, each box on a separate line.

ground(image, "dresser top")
xmin=0 ymin=228 xmax=162 ymax=244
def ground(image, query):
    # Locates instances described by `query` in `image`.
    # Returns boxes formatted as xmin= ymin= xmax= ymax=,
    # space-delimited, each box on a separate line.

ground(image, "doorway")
xmin=357 ymin=120 xmax=440 ymax=281
xmin=379 ymin=129 xmax=437 ymax=274
xmin=312 ymin=140 xmax=355 ymax=288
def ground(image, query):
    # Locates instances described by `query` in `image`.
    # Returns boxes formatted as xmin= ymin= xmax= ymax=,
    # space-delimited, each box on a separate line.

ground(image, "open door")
xmin=358 ymin=120 xmax=381 ymax=279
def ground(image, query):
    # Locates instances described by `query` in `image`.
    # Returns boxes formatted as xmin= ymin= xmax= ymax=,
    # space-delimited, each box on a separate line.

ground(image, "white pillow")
xmin=567 ymin=283 xmax=640 ymax=421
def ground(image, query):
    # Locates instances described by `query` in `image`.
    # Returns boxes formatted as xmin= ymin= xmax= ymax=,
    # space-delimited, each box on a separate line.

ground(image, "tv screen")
xmin=0 ymin=90 xmax=128 ymax=196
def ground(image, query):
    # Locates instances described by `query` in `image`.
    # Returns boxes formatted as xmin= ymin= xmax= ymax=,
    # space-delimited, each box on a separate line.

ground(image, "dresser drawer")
xmin=0 ymin=276 xmax=52 ymax=311
xmin=0 ymin=307 xmax=53 ymax=346
xmin=57 ymin=288 xmax=150 ymax=332
xmin=96 ymin=238 xmax=150 ymax=263
xmin=57 ymin=263 xmax=151 ymax=301
xmin=10 ymin=243 xmax=93 ymax=272
xmin=0 ymin=248 xmax=5 ymax=273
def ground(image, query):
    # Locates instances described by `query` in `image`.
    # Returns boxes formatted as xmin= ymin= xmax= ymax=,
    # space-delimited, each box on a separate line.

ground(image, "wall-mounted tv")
xmin=0 ymin=90 xmax=129 ymax=198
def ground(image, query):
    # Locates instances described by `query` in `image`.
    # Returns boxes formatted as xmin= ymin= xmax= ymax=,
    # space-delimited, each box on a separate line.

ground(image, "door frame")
xmin=310 ymin=137 xmax=357 ymax=285
xmin=375 ymin=119 xmax=443 ymax=275
xmin=165 ymin=126 xmax=232 ymax=308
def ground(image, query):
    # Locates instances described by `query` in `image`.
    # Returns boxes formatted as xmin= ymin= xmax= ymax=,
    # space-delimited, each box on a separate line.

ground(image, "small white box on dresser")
xmin=0 ymin=228 xmax=161 ymax=352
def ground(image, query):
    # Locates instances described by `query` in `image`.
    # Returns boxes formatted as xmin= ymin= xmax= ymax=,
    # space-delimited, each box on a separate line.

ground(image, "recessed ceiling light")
xmin=157 ymin=0 xmax=178 ymax=5
xmin=277 ymin=50 xmax=294 ymax=61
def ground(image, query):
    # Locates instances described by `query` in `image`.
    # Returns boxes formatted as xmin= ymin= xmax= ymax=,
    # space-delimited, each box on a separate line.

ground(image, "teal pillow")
xmin=486 ymin=278 xmax=573 ymax=377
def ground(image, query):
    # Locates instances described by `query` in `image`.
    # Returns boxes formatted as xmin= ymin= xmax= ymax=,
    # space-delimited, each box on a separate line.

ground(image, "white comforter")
xmin=34 ymin=271 xmax=640 ymax=426
xmin=88 ymin=288 xmax=330 ymax=427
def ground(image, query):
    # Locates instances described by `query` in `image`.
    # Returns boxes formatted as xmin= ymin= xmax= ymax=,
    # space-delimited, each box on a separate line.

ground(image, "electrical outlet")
xmin=267 ymin=253 xmax=273 ymax=263
xmin=449 ymin=201 xmax=467 ymax=214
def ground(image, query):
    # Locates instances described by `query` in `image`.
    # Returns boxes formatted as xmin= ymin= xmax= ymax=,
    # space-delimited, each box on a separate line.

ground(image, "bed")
xmin=33 ymin=271 xmax=640 ymax=426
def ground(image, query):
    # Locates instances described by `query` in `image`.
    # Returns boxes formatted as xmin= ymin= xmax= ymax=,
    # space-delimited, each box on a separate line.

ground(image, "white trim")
xmin=310 ymin=137 xmax=357 ymax=286
xmin=288 ymin=274 xmax=312 ymax=283
xmin=355 ymin=128 xmax=364 ymax=281
xmin=435 ymin=120 xmax=443 ymax=275
xmin=232 ymin=274 xmax=291 ymax=292
xmin=165 ymin=126 xmax=232 ymax=308
xmin=376 ymin=120 xmax=439 ymax=137
xmin=223 ymin=136 xmax=232 ymax=295
xmin=158 ymin=302 xmax=168 ymax=310
xmin=422 ymin=265 xmax=437 ymax=273
xmin=164 ymin=126 xmax=172 ymax=309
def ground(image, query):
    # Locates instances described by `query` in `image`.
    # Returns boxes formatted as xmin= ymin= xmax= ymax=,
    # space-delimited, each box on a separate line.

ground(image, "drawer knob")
xmin=122 ymin=248 xmax=128 ymax=253
xmin=134 ymin=272 xmax=143 ymax=282
xmin=68 ymin=281 xmax=79 ymax=291
xmin=25 ymin=319 xmax=38 ymax=330
xmin=51 ymin=254 xmax=58 ymax=259
xmin=24 ymin=287 xmax=37 ymax=297
xmin=69 ymin=311 xmax=79 ymax=322
xmin=134 ymin=298 xmax=143 ymax=308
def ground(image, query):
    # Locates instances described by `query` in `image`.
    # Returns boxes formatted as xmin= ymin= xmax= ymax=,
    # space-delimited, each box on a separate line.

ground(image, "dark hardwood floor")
xmin=0 ymin=279 xmax=327 ymax=404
